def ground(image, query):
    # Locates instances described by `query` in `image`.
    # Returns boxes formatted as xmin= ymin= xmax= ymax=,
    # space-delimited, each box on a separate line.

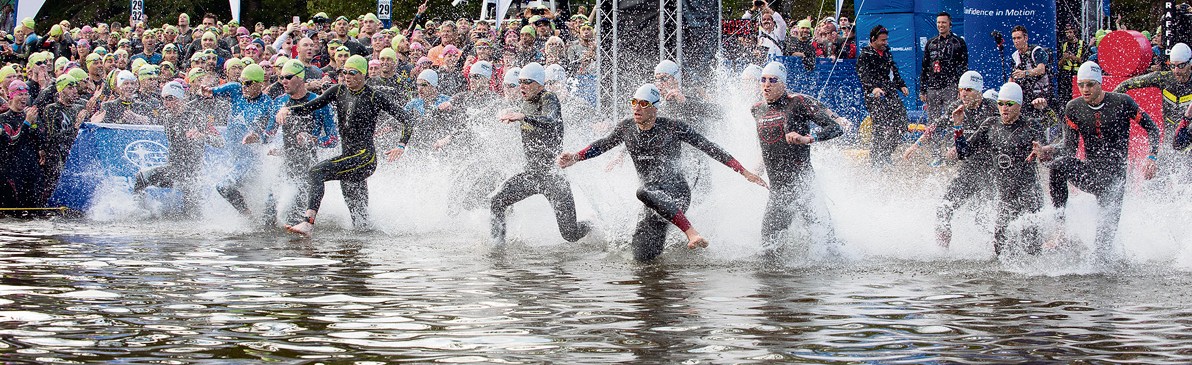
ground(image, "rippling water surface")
xmin=3 ymin=220 xmax=1192 ymax=364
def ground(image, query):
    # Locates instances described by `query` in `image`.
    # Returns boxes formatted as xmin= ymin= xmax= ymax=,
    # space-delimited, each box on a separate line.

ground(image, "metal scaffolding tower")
xmin=593 ymin=0 xmax=687 ymax=120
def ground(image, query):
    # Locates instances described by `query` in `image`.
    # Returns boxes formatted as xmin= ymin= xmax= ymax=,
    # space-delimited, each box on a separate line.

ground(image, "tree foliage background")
xmin=29 ymin=0 xmax=1167 ymax=36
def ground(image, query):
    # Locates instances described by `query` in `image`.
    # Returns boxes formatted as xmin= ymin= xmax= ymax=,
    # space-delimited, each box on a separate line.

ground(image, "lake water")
xmin=3 ymin=214 xmax=1192 ymax=363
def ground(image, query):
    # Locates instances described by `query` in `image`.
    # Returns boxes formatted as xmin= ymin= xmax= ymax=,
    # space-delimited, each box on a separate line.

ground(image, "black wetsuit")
xmin=1048 ymin=93 xmax=1160 ymax=252
xmin=289 ymin=83 xmax=413 ymax=227
xmin=858 ymin=44 xmax=910 ymax=167
xmin=751 ymin=93 xmax=844 ymax=249
xmin=937 ymin=98 xmax=999 ymax=232
xmin=1116 ymin=71 xmax=1192 ymax=181
xmin=442 ymin=90 xmax=503 ymax=212
xmin=262 ymin=91 xmax=337 ymax=225
xmin=134 ymin=108 xmax=219 ymax=215
xmin=958 ymin=116 xmax=1045 ymax=255
xmin=0 ymin=110 xmax=44 ymax=209
xmin=37 ymin=99 xmax=82 ymax=204
xmin=660 ymin=94 xmax=722 ymax=200
xmin=490 ymin=90 xmax=589 ymax=244
xmin=576 ymin=116 xmax=746 ymax=261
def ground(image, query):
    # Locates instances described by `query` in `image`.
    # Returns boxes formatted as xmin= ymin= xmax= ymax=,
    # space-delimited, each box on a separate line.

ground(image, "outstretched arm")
xmin=675 ymin=120 xmax=768 ymax=188
xmin=559 ymin=120 xmax=628 ymax=168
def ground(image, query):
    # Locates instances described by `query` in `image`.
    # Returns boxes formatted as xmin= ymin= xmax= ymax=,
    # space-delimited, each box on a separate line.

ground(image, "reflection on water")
xmin=3 ymin=221 xmax=1192 ymax=363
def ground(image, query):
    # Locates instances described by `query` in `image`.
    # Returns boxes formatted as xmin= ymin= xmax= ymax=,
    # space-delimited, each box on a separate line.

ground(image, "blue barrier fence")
xmin=49 ymin=123 xmax=228 ymax=212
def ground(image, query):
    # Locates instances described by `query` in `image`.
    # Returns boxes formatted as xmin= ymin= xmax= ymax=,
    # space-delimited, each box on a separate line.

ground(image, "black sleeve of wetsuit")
xmin=291 ymin=84 xmax=339 ymax=115
xmin=958 ymin=121 xmax=991 ymax=160
xmin=1128 ymin=98 xmax=1161 ymax=156
xmin=801 ymin=96 xmax=843 ymax=142
xmin=522 ymin=93 xmax=562 ymax=128
xmin=1051 ymin=104 xmax=1080 ymax=157
xmin=374 ymin=88 xmax=415 ymax=145
xmin=1175 ymin=117 xmax=1192 ymax=151
xmin=578 ymin=119 xmax=628 ymax=160
xmin=675 ymin=118 xmax=737 ymax=166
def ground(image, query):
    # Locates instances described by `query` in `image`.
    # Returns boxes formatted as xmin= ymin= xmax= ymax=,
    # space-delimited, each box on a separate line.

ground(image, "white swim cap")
xmin=519 ymin=62 xmax=546 ymax=85
xmin=417 ymin=69 xmax=439 ymax=88
xmin=998 ymin=82 xmax=1023 ymax=104
xmin=654 ymin=59 xmax=680 ymax=79
xmin=469 ymin=61 xmax=493 ymax=78
xmin=761 ymin=61 xmax=787 ymax=83
xmin=1170 ymin=43 xmax=1191 ymax=64
xmin=741 ymin=64 xmax=762 ymax=81
xmin=1076 ymin=61 xmax=1103 ymax=84
xmin=632 ymin=83 xmax=661 ymax=105
xmin=957 ymin=70 xmax=983 ymax=90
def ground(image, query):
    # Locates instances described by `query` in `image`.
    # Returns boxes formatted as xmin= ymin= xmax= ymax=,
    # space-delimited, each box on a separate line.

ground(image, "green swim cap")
xmin=137 ymin=65 xmax=159 ymax=80
xmin=281 ymin=59 xmax=306 ymax=77
xmin=379 ymin=47 xmax=397 ymax=60
xmin=50 ymin=24 xmax=63 ymax=37
xmin=0 ymin=65 xmax=16 ymax=80
xmin=187 ymin=68 xmax=207 ymax=83
xmin=225 ymin=57 xmax=243 ymax=70
xmin=344 ymin=54 xmax=368 ymax=75
xmin=241 ymin=63 xmax=265 ymax=83
xmin=55 ymin=74 xmax=77 ymax=92
xmin=130 ymin=58 xmax=147 ymax=72
xmin=68 ymin=67 xmax=88 ymax=81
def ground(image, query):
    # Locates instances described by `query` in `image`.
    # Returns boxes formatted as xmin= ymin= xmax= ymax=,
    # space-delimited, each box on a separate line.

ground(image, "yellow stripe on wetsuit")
xmin=332 ymin=149 xmax=377 ymax=175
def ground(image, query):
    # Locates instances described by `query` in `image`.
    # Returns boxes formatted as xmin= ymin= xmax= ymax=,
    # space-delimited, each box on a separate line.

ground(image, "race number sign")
xmin=130 ymin=0 xmax=146 ymax=24
xmin=377 ymin=0 xmax=393 ymax=27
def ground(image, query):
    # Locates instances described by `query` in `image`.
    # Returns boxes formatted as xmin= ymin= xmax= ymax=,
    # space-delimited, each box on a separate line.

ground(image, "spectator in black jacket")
xmin=857 ymin=25 xmax=909 ymax=168
xmin=919 ymin=12 xmax=967 ymax=124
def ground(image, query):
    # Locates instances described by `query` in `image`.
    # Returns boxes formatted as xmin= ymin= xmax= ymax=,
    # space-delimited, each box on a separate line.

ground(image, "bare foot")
xmin=684 ymin=228 xmax=708 ymax=249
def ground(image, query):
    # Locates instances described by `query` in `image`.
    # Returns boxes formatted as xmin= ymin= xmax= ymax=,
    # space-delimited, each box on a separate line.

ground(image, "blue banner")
xmin=48 ymin=123 xmax=227 ymax=213
xmin=962 ymin=0 xmax=1056 ymax=88
xmin=778 ymin=57 xmax=868 ymax=127
xmin=855 ymin=0 xmax=914 ymax=15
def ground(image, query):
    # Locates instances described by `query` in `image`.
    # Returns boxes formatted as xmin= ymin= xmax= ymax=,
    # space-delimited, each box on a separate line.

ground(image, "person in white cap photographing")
xmin=953 ymin=81 xmax=1045 ymax=256
xmin=558 ymin=83 xmax=767 ymax=261
xmin=1116 ymin=43 xmax=1192 ymax=151
xmin=491 ymin=62 xmax=591 ymax=245
xmin=132 ymin=81 xmax=222 ymax=216
xmin=931 ymin=70 xmax=1001 ymax=247
xmin=749 ymin=61 xmax=847 ymax=256
xmin=1031 ymin=61 xmax=1160 ymax=262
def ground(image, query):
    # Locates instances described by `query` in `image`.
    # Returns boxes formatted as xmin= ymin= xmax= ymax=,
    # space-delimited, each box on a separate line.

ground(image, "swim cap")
xmin=117 ymin=70 xmax=137 ymax=87
xmin=957 ymin=70 xmax=983 ymax=90
xmin=281 ymin=59 xmax=306 ymax=77
xmin=503 ymin=67 xmax=521 ymax=86
xmin=55 ymin=74 xmax=76 ymax=92
xmin=417 ymin=69 xmax=439 ymax=87
xmin=741 ymin=64 xmax=762 ymax=81
xmin=633 ymin=83 xmax=661 ymax=106
xmin=344 ymin=54 xmax=368 ymax=75
xmin=50 ymin=24 xmax=63 ymax=37
xmin=137 ymin=64 xmax=159 ymax=80
xmin=654 ymin=60 xmax=679 ymax=78
xmin=225 ymin=57 xmax=243 ymax=70
xmin=1171 ymin=43 xmax=1191 ymax=64
xmin=761 ymin=61 xmax=787 ymax=83
xmin=68 ymin=67 xmax=88 ymax=81
xmin=379 ymin=47 xmax=397 ymax=60
xmin=241 ymin=63 xmax=265 ymax=83
xmin=998 ymin=82 xmax=1023 ymax=104
xmin=545 ymin=63 xmax=567 ymax=82
xmin=187 ymin=68 xmax=208 ymax=83
xmin=20 ymin=17 xmax=33 ymax=30
xmin=469 ymin=60 xmax=493 ymax=78
xmin=1077 ymin=61 xmax=1102 ymax=84
xmin=983 ymin=88 xmax=998 ymax=100
xmin=519 ymin=62 xmax=545 ymax=85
